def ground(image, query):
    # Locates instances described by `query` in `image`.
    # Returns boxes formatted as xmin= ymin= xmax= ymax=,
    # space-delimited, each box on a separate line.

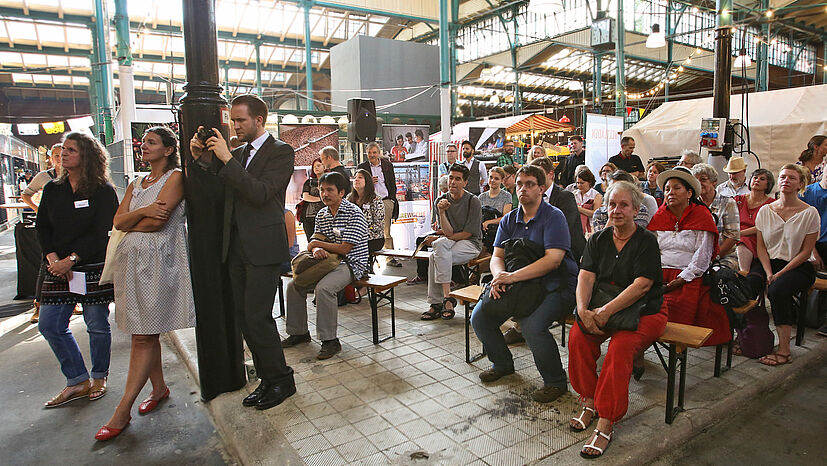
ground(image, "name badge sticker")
xmin=74 ymin=200 xmax=89 ymax=208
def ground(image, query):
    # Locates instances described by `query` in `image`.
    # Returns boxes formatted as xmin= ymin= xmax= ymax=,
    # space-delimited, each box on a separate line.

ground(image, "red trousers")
xmin=569 ymin=308 xmax=668 ymax=423
xmin=662 ymin=268 xmax=731 ymax=346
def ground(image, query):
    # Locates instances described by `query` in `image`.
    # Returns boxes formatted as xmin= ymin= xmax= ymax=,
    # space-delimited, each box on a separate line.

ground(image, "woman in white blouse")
xmin=647 ymin=167 xmax=731 ymax=347
xmin=575 ymin=168 xmax=602 ymax=234
xmin=746 ymin=164 xmax=818 ymax=366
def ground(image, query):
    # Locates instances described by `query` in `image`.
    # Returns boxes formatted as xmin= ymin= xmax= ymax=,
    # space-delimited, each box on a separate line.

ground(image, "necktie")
xmin=241 ymin=144 xmax=253 ymax=168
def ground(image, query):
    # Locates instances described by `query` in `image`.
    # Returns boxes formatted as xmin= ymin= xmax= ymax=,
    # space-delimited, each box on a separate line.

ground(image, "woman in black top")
xmin=36 ymin=132 xmax=118 ymax=409
xmin=300 ymin=158 xmax=325 ymax=240
xmin=567 ymin=181 xmax=666 ymax=459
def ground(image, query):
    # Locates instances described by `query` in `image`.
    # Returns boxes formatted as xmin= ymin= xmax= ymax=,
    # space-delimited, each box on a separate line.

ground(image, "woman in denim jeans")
xmin=36 ymin=132 xmax=118 ymax=408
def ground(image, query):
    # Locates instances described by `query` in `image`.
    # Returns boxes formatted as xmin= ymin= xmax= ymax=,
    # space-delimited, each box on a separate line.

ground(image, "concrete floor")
xmin=0 ymin=229 xmax=232 ymax=466
xmin=654 ymin=359 xmax=827 ymax=465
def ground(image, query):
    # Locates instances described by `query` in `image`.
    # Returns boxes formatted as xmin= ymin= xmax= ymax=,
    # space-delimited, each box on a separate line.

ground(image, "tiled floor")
xmin=223 ymin=259 xmax=788 ymax=465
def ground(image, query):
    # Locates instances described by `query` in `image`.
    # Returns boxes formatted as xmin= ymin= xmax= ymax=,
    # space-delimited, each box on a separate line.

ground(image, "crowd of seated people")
xmin=279 ymin=135 xmax=827 ymax=458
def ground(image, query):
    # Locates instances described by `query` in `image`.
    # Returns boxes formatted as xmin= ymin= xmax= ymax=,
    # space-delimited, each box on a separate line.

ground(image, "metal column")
xmin=303 ymin=1 xmax=314 ymax=111
xmin=511 ymin=5 xmax=521 ymax=115
xmin=114 ymin=0 xmax=135 ymax=181
xmin=254 ymin=41 xmax=262 ymax=97
xmin=756 ymin=0 xmax=769 ymax=91
xmin=92 ymin=0 xmax=113 ymax=144
xmin=665 ymin=1 xmax=672 ymax=101
xmin=179 ymin=0 xmax=245 ymax=401
xmin=593 ymin=53 xmax=602 ymax=110
xmin=712 ymin=0 xmax=733 ymax=119
xmin=439 ymin=0 xmax=452 ymax=203
xmin=615 ymin=0 xmax=626 ymax=118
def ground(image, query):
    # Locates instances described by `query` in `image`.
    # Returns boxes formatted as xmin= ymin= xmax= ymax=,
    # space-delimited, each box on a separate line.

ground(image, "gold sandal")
xmin=45 ymin=382 xmax=90 ymax=408
xmin=89 ymin=378 xmax=107 ymax=401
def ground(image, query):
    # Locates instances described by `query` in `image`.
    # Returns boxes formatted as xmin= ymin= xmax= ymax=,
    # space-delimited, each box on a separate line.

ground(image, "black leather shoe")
xmin=242 ymin=382 xmax=272 ymax=407
xmin=281 ymin=333 xmax=311 ymax=348
xmin=255 ymin=384 xmax=296 ymax=410
xmin=317 ymin=339 xmax=342 ymax=360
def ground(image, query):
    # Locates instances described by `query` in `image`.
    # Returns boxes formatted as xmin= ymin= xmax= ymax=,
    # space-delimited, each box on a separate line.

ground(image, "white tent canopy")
xmin=625 ymin=84 xmax=827 ymax=179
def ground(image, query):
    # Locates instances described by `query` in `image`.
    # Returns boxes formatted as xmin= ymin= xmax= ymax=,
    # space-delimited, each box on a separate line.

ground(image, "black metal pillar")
xmin=179 ymin=0 xmax=246 ymax=401
xmin=712 ymin=0 xmax=732 ymax=119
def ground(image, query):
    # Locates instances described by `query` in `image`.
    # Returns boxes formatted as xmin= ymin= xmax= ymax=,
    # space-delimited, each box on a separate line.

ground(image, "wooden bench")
xmin=451 ymin=283 xmax=712 ymax=424
xmin=450 ymin=285 xmax=486 ymax=363
xmin=465 ymin=254 xmax=491 ymax=285
xmin=353 ymin=275 xmax=406 ymax=344
xmin=798 ymin=277 xmax=827 ymax=347
xmin=654 ymin=322 xmax=713 ymax=424
xmin=375 ymin=248 xmax=432 ymax=260
xmin=277 ymin=273 xmax=405 ymax=345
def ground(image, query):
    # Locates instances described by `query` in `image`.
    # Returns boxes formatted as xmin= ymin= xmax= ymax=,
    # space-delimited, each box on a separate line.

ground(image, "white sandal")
xmin=580 ymin=429 xmax=612 ymax=459
xmin=570 ymin=406 xmax=596 ymax=432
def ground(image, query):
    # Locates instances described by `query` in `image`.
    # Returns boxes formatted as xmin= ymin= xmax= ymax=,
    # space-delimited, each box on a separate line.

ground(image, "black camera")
xmin=196 ymin=127 xmax=215 ymax=144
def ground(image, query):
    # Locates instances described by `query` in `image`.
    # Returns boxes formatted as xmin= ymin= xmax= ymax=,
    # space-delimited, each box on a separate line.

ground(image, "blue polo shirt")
xmin=801 ymin=182 xmax=827 ymax=243
xmin=493 ymin=201 xmax=578 ymax=295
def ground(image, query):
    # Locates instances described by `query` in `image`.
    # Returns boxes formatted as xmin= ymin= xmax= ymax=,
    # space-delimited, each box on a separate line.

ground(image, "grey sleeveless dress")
xmin=113 ymin=169 xmax=196 ymax=334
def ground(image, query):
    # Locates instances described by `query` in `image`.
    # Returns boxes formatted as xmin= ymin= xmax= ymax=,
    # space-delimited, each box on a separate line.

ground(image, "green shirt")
xmin=497 ymin=154 xmax=514 ymax=167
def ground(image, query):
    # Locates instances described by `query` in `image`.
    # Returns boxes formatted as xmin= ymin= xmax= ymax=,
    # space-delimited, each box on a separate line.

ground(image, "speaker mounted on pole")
xmin=347 ymin=98 xmax=377 ymax=143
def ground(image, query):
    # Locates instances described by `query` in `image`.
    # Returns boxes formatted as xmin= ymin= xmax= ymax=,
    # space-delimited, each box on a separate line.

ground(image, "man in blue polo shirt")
xmin=470 ymin=164 xmax=578 ymax=403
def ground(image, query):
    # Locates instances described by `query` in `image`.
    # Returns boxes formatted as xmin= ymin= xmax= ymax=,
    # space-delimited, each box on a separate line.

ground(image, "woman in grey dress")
xmin=95 ymin=126 xmax=195 ymax=441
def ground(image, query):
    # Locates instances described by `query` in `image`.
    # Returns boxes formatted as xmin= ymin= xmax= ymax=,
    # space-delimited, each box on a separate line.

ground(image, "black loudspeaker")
xmin=347 ymin=98 xmax=377 ymax=142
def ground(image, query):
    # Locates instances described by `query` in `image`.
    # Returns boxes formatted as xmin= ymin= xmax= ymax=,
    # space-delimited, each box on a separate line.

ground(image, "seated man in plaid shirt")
xmin=282 ymin=171 xmax=369 ymax=360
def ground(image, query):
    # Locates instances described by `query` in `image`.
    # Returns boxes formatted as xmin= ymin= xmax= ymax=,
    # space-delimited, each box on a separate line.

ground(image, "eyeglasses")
xmin=446 ymin=149 xmax=457 ymax=153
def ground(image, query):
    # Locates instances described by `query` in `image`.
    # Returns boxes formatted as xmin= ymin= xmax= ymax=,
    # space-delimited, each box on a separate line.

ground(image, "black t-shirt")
xmin=580 ymin=225 xmax=663 ymax=316
xmin=608 ymin=153 xmax=645 ymax=175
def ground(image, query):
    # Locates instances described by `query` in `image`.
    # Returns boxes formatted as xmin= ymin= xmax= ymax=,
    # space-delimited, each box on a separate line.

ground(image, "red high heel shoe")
xmin=138 ymin=387 xmax=170 ymax=415
xmin=95 ymin=417 xmax=131 ymax=441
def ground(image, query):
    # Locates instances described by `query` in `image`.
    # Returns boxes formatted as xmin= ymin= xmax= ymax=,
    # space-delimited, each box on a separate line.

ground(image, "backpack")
xmin=337 ymin=285 xmax=361 ymax=306
xmin=480 ymin=205 xmax=500 ymax=253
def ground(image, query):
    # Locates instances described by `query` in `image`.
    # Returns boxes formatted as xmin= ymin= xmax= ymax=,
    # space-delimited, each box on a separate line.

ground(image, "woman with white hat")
xmin=717 ymin=156 xmax=750 ymax=198
xmin=647 ymin=166 xmax=731 ymax=347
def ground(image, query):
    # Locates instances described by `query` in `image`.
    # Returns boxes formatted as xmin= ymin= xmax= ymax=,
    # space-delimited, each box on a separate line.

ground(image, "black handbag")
xmin=576 ymin=282 xmax=644 ymax=332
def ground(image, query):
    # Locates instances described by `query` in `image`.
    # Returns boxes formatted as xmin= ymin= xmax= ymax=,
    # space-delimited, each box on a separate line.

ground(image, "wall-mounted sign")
xmin=16 ymin=123 xmax=40 ymax=135
xmin=42 ymin=122 xmax=66 ymax=134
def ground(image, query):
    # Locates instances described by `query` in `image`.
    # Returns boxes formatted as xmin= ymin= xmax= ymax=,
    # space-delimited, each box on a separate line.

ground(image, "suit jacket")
xmin=357 ymin=159 xmax=397 ymax=200
xmin=546 ymin=183 xmax=586 ymax=262
xmin=218 ymin=135 xmax=295 ymax=266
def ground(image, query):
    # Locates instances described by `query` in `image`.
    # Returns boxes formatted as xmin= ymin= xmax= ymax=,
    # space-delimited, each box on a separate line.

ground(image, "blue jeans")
xmin=471 ymin=289 xmax=572 ymax=388
xmin=38 ymin=303 xmax=111 ymax=386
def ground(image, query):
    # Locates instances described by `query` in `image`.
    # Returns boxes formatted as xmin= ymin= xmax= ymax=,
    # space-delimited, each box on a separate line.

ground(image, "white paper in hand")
xmin=69 ymin=271 xmax=87 ymax=295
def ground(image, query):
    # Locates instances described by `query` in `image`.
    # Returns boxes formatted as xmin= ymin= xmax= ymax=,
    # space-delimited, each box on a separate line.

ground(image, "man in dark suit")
xmin=189 ymin=94 xmax=295 ymax=410
xmin=357 ymin=142 xmax=400 ymax=266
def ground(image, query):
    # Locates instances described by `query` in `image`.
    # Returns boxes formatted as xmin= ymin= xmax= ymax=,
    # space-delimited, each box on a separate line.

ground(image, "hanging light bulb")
xmin=646 ymin=24 xmax=667 ymax=49
xmin=734 ymin=49 xmax=752 ymax=68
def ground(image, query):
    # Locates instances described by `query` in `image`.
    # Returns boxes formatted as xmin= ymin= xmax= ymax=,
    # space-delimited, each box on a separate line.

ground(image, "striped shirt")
xmin=314 ymin=199 xmax=370 ymax=279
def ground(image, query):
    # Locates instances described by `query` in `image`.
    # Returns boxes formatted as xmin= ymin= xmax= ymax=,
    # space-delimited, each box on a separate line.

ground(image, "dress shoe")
xmin=95 ymin=417 xmax=131 ymax=441
xmin=242 ymin=382 xmax=272 ymax=407
xmin=478 ymin=366 xmax=515 ymax=383
xmin=281 ymin=333 xmax=311 ymax=348
xmin=255 ymin=384 xmax=296 ymax=410
xmin=532 ymin=385 xmax=568 ymax=403
xmin=317 ymin=339 xmax=341 ymax=360
xmin=138 ymin=387 xmax=170 ymax=415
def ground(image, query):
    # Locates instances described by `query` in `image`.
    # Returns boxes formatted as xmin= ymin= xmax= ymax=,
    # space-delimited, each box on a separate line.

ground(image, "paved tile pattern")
xmin=233 ymin=259 xmax=789 ymax=465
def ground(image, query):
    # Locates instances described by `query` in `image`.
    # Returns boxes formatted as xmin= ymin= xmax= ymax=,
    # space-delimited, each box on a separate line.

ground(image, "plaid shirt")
xmin=314 ymin=199 xmax=370 ymax=279
xmin=497 ymin=154 xmax=514 ymax=168
xmin=708 ymin=193 xmax=740 ymax=269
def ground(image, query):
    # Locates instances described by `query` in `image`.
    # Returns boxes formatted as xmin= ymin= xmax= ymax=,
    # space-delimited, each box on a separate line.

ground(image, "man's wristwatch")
xmin=68 ymin=254 xmax=78 ymax=264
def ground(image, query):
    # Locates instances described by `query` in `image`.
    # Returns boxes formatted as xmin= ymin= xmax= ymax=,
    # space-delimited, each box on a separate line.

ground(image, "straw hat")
xmin=723 ymin=156 xmax=747 ymax=173
xmin=657 ymin=166 xmax=702 ymax=197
